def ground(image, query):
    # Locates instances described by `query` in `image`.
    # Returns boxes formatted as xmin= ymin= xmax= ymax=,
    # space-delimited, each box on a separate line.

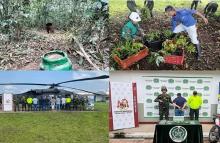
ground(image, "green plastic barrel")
xmin=40 ymin=50 xmax=72 ymax=71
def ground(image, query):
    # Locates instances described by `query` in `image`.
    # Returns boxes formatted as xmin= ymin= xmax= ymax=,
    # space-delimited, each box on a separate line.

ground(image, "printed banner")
xmin=217 ymin=83 xmax=220 ymax=114
xmin=140 ymin=76 xmax=213 ymax=118
xmin=3 ymin=93 xmax=13 ymax=111
xmin=109 ymin=82 xmax=138 ymax=130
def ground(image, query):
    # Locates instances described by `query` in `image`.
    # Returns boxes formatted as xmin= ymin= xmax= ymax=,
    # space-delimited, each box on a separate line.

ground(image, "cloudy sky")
xmin=0 ymin=71 xmax=109 ymax=94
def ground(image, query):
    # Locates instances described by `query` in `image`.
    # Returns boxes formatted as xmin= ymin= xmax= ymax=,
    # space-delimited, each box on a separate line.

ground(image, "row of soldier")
xmin=13 ymin=94 xmax=89 ymax=112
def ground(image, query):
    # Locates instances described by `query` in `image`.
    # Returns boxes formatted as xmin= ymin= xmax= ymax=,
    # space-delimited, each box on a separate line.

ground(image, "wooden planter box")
xmin=164 ymin=49 xmax=185 ymax=65
xmin=113 ymin=48 xmax=149 ymax=69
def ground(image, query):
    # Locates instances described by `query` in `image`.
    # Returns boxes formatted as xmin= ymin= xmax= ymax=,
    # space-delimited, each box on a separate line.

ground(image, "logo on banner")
xmin=117 ymin=99 xmax=129 ymax=110
xmin=6 ymin=99 xmax=11 ymax=103
xmin=169 ymin=126 xmax=187 ymax=142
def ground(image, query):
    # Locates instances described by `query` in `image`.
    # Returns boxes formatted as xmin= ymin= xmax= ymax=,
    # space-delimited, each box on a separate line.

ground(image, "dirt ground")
xmin=0 ymin=29 xmax=109 ymax=70
xmin=109 ymin=12 xmax=220 ymax=70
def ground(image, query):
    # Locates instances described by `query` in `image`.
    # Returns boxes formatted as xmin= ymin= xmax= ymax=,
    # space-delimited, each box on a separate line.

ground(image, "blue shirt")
xmin=171 ymin=9 xmax=197 ymax=31
xmin=173 ymin=96 xmax=186 ymax=108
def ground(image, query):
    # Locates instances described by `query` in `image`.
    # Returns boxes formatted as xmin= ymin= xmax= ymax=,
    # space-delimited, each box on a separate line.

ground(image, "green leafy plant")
xmin=140 ymin=7 xmax=151 ymax=21
xmin=145 ymin=31 xmax=161 ymax=42
xmin=147 ymin=52 xmax=164 ymax=66
xmin=162 ymin=34 xmax=196 ymax=54
xmin=162 ymin=39 xmax=177 ymax=53
xmin=162 ymin=29 xmax=173 ymax=39
xmin=185 ymin=43 xmax=196 ymax=54
xmin=112 ymin=41 xmax=144 ymax=60
xmin=175 ymin=35 xmax=187 ymax=47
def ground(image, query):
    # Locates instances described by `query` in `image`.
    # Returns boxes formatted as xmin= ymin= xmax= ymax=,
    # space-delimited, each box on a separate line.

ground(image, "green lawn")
xmin=110 ymin=0 xmax=219 ymax=16
xmin=0 ymin=102 xmax=108 ymax=143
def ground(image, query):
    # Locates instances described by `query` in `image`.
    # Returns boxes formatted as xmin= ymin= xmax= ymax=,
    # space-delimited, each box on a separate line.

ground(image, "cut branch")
xmin=73 ymin=36 xmax=100 ymax=70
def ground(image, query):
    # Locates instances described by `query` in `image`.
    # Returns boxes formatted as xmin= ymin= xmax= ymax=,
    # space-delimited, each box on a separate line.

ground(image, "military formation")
xmin=13 ymin=95 xmax=90 ymax=112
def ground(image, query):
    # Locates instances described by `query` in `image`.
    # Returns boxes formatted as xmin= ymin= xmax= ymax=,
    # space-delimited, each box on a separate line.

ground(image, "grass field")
xmin=0 ymin=102 xmax=108 ymax=143
xmin=110 ymin=0 xmax=220 ymax=16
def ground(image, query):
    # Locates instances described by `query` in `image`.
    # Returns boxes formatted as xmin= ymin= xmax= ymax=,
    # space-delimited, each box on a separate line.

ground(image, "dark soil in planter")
xmin=144 ymin=40 xmax=163 ymax=52
xmin=171 ymin=48 xmax=183 ymax=56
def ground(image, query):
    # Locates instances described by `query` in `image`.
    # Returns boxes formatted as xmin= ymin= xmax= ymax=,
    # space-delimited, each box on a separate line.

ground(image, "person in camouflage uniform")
xmin=73 ymin=95 xmax=79 ymax=111
xmin=21 ymin=96 xmax=27 ymax=111
xmin=154 ymin=86 xmax=173 ymax=120
xmin=127 ymin=0 xmax=138 ymax=12
xmin=13 ymin=96 xmax=20 ymax=112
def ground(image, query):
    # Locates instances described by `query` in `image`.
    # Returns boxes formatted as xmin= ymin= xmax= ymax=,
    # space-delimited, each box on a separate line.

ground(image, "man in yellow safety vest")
xmin=65 ymin=96 xmax=71 ymax=111
xmin=27 ymin=96 xmax=33 ymax=111
xmin=187 ymin=91 xmax=202 ymax=120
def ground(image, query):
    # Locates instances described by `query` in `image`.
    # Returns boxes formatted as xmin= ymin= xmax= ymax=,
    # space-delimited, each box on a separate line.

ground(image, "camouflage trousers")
xmin=146 ymin=1 xmax=154 ymax=17
xmin=159 ymin=107 xmax=169 ymax=120
xmin=127 ymin=1 xmax=137 ymax=12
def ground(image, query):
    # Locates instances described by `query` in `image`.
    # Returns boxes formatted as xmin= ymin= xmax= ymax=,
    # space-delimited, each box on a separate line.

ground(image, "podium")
xmin=153 ymin=120 xmax=203 ymax=143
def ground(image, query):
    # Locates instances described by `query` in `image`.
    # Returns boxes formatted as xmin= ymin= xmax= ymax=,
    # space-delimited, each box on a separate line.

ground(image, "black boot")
xmin=194 ymin=44 xmax=201 ymax=60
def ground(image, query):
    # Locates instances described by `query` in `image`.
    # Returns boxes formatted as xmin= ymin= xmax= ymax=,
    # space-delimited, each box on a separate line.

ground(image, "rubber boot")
xmin=194 ymin=44 xmax=201 ymax=60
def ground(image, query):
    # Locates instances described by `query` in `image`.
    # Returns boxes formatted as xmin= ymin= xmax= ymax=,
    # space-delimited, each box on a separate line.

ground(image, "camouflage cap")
xmin=161 ymin=86 xmax=167 ymax=91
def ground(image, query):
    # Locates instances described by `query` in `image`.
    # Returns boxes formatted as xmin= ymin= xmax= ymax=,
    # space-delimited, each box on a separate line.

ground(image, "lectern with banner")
xmin=109 ymin=82 xmax=139 ymax=131
xmin=2 ymin=93 xmax=13 ymax=111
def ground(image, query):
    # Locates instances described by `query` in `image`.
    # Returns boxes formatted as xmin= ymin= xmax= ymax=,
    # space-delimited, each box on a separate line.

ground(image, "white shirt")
xmin=61 ymin=98 xmax=66 ymax=104
xmin=33 ymin=98 xmax=38 ymax=104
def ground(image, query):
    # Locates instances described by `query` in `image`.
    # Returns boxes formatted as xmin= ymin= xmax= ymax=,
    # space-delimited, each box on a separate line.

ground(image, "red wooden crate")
xmin=113 ymin=48 xmax=149 ymax=69
xmin=164 ymin=49 xmax=185 ymax=65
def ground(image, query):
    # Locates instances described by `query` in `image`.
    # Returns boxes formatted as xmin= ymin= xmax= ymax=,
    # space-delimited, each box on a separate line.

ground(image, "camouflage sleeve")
xmin=154 ymin=95 xmax=160 ymax=102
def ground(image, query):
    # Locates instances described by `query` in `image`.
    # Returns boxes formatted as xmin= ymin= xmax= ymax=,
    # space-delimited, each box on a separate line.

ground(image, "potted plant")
xmin=144 ymin=31 xmax=163 ymax=52
xmin=112 ymin=41 xmax=149 ymax=69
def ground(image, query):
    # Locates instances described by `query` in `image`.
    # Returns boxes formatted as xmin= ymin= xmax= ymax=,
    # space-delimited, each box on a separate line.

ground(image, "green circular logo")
xmin=147 ymin=112 xmax=153 ymax=116
xmin=146 ymin=99 xmax=152 ymax=103
xmin=183 ymin=79 xmax=188 ymax=84
xmin=154 ymin=92 xmax=160 ymax=96
xmin=169 ymin=92 xmax=174 ymax=97
xmin=153 ymin=78 xmax=159 ymax=83
xmin=168 ymin=79 xmax=174 ymax=83
xmin=175 ymin=86 xmax=181 ymax=90
xmin=202 ymin=112 xmax=208 ymax=116
xmin=198 ymin=93 xmax=202 ymax=96
xmin=183 ymin=93 xmax=188 ymax=97
xmin=203 ymin=99 xmax=208 ymax=104
xmin=169 ymin=126 xmax=187 ymax=142
xmin=190 ymin=86 xmax=195 ymax=90
xmin=197 ymin=79 xmax=203 ymax=84
xmin=146 ymin=85 xmax=152 ymax=90
xmin=204 ymin=86 xmax=209 ymax=91
xmin=154 ymin=105 xmax=159 ymax=109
